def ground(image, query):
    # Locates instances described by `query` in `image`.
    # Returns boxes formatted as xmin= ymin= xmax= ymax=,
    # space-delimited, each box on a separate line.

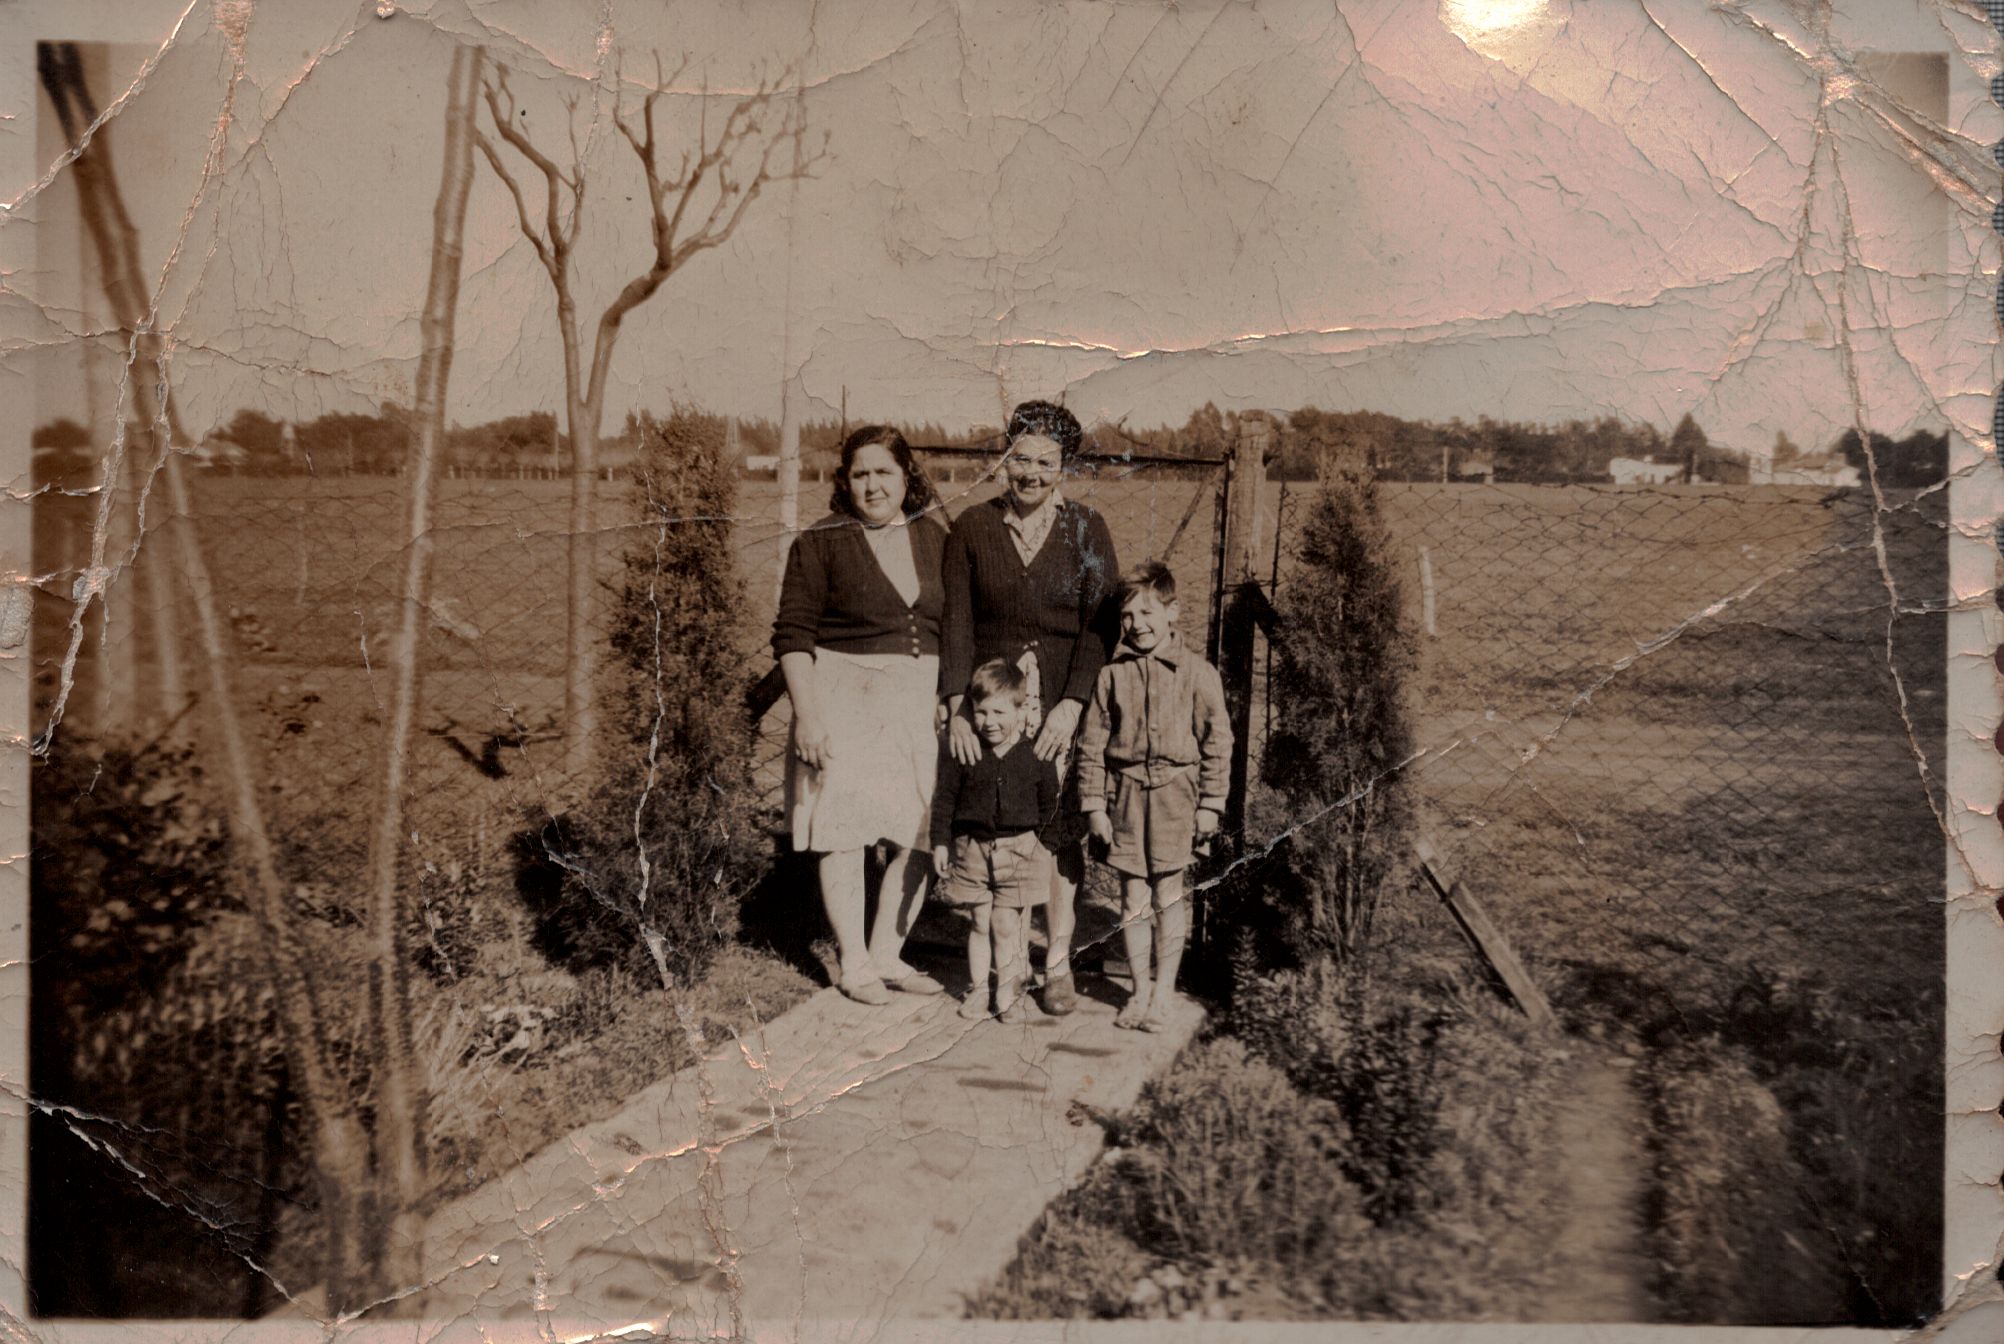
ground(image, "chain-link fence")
xmin=31 ymin=427 xmax=1946 ymax=1317
xmin=1249 ymin=478 xmax=1946 ymax=1003
xmin=1244 ymin=472 xmax=1947 ymax=1318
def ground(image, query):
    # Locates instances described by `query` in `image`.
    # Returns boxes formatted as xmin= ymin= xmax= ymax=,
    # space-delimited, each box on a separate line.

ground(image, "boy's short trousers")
xmin=940 ymin=830 xmax=1051 ymax=910
xmin=1106 ymin=765 xmax=1202 ymax=878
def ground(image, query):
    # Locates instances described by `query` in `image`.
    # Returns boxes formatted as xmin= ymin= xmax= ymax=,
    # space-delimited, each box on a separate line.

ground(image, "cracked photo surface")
xmin=0 ymin=0 xmax=1998 ymax=1339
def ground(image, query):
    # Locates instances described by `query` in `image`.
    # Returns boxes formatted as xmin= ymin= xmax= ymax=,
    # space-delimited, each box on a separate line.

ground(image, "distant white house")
xmin=1456 ymin=452 xmax=1496 ymax=484
xmin=193 ymin=433 xmax=248 ymax=469
xmin=741 ymin=454 xmax=780 ymax=476
xmin=1608 ymin=457 xmax=1683 ymax=485
xmin=1744 ymin=446 xmax=1862 ymax=488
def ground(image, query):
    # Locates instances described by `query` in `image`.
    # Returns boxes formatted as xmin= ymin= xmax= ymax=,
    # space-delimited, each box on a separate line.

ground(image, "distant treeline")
xmin=30 ymin=402 xmax=1948 ymax=488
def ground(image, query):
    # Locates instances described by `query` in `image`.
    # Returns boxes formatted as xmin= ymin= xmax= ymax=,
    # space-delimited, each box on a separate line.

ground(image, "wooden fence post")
xmin=1215 ymin=416 xmax=1271 ymax=838
xmin=1414 ymin=837 xmax=1555 ymax=1026
xmin=1418 ymin=545 xmax=1437 ymax=638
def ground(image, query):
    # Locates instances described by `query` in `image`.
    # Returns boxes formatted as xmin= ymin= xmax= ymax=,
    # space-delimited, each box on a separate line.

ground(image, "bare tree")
xmin=360 ymin=41 xmax=484 ymax=1297
xmin=36 ymin=41 xmax=375 ymax=1302
xmin=475 ymin=57 xmax=824 ymax=774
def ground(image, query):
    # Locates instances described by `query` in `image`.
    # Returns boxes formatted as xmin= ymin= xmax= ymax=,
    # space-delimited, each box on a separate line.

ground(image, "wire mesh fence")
xmin=1248 ymin=479 xmax=1946 ymax=1007
xmin=38 ymin=448 xmax=1944 ymax=994
xmin=1241 ymin=472 xmax=1947 ymax=1315
xmin=33 ymin=439 xmax=1231 ymax=959
xmin=31 ymin=426 xmax=1946 ymax=1315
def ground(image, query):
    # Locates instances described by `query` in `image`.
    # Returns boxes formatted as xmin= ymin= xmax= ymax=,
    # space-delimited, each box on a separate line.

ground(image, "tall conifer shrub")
xmin=1260 ymin=469 xmax=1415 ymax=962
xmin=537 ymin=410 xmax=763 ymax=988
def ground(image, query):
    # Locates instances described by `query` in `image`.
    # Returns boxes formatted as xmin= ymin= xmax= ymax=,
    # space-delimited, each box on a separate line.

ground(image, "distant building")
xmin=1455 ymin=452 xmax=1496 ymax=484
xmin=193 ymin=433 xmax=248 ymax=469
xmin=1743 ymin=443 xmax=1862 ymax=488
xmin=1608 ymin=457 xmax=1682 ymax=485
xmin=1762 ymin=458 xmax=1860 ymax=488
xmin=741 ymin=454 xmax=780 ymax=476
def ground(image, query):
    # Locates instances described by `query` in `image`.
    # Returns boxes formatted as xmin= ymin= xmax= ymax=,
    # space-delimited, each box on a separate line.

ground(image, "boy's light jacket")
xmin=1077 ymin=639 xmax=1233 ymax=814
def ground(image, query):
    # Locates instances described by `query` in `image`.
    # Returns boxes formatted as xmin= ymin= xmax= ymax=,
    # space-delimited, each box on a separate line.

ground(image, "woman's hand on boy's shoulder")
xmin=948 ymin=714 xmax=982 ymax=766
xmin=1033 ymin=698 xmax=1082 ymax=760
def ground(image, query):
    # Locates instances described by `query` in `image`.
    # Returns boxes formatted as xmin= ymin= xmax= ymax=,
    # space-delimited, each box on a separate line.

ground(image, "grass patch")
xmin=1640 ymin=1042 xmax=1847 ymax=1324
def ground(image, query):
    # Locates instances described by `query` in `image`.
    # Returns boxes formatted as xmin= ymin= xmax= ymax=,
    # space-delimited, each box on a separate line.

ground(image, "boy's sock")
xmin=1116 ymin=876 xmax=1154 ymax=1029
xmin=1143 ymin=872 xmax=1189 ymax=1028
xmin=967 ymin=905 xmax=993 ymax=1004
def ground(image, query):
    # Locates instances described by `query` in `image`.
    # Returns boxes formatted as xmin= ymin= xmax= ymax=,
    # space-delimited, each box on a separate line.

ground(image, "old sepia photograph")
xmin=2 ymin=0 xmax=1993 ymax=1337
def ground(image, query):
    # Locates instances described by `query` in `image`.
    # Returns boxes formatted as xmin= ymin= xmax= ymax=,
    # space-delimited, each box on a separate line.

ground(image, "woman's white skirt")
xmin=786 ymin=649 xmax=940 ymax=855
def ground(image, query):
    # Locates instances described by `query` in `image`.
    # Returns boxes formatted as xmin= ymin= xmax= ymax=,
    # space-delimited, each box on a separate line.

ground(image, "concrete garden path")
xmin=408 ymin=971 xmax=1202 ymax=1338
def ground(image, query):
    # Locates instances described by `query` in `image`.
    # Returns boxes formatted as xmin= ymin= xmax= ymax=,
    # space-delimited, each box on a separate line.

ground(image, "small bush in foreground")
xmin=976 ymin=981 xmax=1571 ymax=1322
xmin=1231 ymin=957 xmax=1449 ymax=1220
xmin=970 ymin=1039 xmax=1373 ymax=1320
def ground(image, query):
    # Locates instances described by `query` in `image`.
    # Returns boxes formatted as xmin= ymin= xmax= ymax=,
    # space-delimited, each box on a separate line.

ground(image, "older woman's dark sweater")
xmin=772 ymin=512 xmax=947 ymax=659
xmin=940 ymin=496 xmax=1121 ymax=709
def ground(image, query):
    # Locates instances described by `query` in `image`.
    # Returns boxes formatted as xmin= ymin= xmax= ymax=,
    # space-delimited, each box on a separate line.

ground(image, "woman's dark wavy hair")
xmin=1005 ymin=399 xmax=1084 ymax=462
xmin=831 ymin=424 xmax=940 ymax=520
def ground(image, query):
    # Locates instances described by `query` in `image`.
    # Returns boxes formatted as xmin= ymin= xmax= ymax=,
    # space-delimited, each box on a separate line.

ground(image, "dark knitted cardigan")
xmin=929 ymin=738 xmax=1060 ymax=848
xmin=771 ymin=511 xmax=948 ymax=659
xmin=939 ymin=496 xmax=1121 ymax=710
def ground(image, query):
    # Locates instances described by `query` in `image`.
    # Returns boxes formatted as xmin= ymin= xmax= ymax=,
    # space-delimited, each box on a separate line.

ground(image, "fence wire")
xmin=30 ymin=439 xmax=1945 ymax=1315
xmin=1249 ymin=480 xmax=1946 ymax=1011
xmin=1243 ymin=473 xmax=1947 ymax=1317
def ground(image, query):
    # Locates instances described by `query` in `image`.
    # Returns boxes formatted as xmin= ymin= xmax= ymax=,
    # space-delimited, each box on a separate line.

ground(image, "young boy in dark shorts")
xmin=931 ymin=659 xmax=1060 ymax=1022
xmin=1078 ymin=561 xmax=1232 ymax=1030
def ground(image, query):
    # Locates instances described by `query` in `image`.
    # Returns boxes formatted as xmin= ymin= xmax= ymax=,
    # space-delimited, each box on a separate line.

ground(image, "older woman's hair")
xmin=1005 ymin=400 xmax=1083 ymax=460
xmin=830 ymin=424 xmax=940 ymax=520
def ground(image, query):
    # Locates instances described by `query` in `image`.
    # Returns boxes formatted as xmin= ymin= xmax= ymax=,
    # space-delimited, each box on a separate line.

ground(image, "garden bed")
xmin=969 ymin=949 xmax=1576 ymax=1322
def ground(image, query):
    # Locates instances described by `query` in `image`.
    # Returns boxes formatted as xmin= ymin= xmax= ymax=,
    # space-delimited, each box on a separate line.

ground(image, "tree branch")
xmin=593 ymin=61 xmax=827 ymax=370
xmin=481 ymin=66 xmax=582 ymax=266
xmin=473 ymin=130 xmax=553 ymax=278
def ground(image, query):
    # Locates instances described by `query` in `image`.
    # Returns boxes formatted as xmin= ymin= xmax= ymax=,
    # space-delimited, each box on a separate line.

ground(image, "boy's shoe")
xmin=958 ymin=989 xmax=990 ymax=1020
xmin=997 ymin=979 xmax=1034 ymax=1024
xmin=1040 ymin=970 xmax=1078 ymax=1016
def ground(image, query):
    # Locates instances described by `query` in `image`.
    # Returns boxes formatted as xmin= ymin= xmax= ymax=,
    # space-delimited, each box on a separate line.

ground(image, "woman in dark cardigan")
xmin=774 ymin=426 xmax=950 ymax=1004
xmin=939 ymin=400 xmax=1120 ymax=1016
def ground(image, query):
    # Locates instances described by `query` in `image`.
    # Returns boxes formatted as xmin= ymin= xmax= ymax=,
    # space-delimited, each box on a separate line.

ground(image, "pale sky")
xmin=8 ymin=0 xmax=1994 ymax=449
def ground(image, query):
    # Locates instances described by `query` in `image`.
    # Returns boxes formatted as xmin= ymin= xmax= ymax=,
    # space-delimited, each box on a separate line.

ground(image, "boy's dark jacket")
xmin=930 ymin=737 xmax=1060 ymax=849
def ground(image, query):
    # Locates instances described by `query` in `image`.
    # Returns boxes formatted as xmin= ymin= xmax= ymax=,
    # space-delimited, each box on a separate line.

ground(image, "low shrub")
xmin=979 ymin=978 xmax=1572 ymax=1322
xmin=971 ymin=1038 xmax=1373 ymax=1320
xmin=1230 ymin=958 xmax=1453 ymax=1220
xmin=1109 ymin=1039 xmax=1373 ymax=1272
xmin=29 ymin=736 xmax=291 ymax=1316
xmin=31 ymin=736 xmax=236 ymax=1026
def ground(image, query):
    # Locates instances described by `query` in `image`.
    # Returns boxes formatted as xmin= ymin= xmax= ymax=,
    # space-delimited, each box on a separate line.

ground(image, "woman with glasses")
xmin=938 ymin=400 xmax=1120 ymax=1016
